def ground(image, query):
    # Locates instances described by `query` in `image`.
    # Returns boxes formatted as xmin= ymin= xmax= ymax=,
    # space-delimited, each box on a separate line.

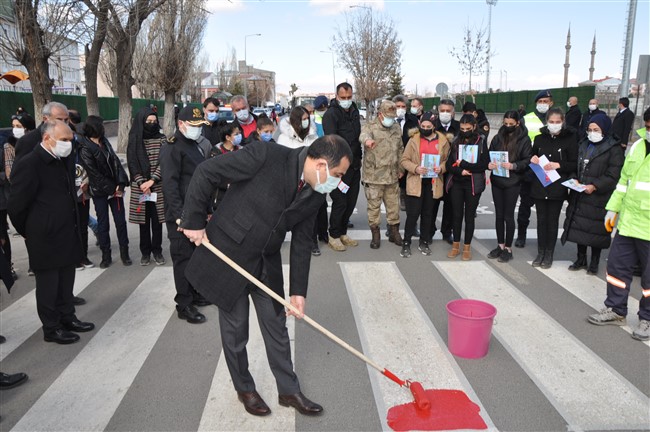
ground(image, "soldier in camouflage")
xmin=360 ymin=100 xmax=405 ymax=249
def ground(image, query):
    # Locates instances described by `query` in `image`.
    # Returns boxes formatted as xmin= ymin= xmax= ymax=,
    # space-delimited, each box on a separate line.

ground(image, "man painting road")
xmin=178 ymin=136 xmax=352 ymax=417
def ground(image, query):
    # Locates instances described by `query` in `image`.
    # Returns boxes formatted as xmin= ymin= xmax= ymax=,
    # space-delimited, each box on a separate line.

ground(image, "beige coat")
xmin=401 ymin=128 xmax=450 ymax=199
xmin=360 ymin=118 xmax=404 ymax=185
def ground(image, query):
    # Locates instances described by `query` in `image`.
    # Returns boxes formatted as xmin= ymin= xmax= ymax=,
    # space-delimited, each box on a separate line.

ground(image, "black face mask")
xmin=504 ymin=125 xmax=517 ymax=134
xmin=419 ymin=128 xmax=433 ymax=137
xmin=143 ymin=122 xmax=159 ymax=136
xmin=459 ymin=130 xmax=474 ymax=140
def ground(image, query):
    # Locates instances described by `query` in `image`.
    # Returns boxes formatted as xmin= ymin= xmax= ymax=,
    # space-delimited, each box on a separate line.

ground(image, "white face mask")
xmin=396 ymin=108 xmax=406 ymax=119
xmin=566 ymin=101 xmax=572 ymax=108
xmin=338 ymin=99 xmax=352 ymax=110
xmin=536 ymin=103 xmax=550 ymax=114
xmin=182 ymin=125 xmax=202 ymax=141
xmin=235 ymin=109 xmax=250 ymax=122
xmin=645 ymin=130 xmax=650 ymax=141
xmin=439 ymin=112 xmax=452 ymax=124
xmin=587 ymin=131 xmax=603 ymax=143
xmin=314 ymin=162 xmax=341 ymax=194
xmin=301 ymin=118 xmax=310 ymax=130
xmin=12 ymin=127 xmax=25 ymax=138
xmin=547 ymin=123 xmax=562 ymax=135
xmin=588 ymin=104 xmax=597 ymax=111
xmin=53 ymin=140 xmax=72 ymax=158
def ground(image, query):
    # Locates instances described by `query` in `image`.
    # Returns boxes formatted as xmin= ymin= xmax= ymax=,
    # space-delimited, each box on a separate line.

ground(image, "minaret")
xmin=563 ymin=25 xmax=571 ymax=88
xmin=589 ymin=33 xmax=596 ymax=81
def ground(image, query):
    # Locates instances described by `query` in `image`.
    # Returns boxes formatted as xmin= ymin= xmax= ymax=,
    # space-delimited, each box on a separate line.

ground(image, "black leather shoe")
xmin=178 ymin=305 xmax=206 ymax=324
xmin=62 ymin=319 xmax=95 ymax=333
xmin=44 ymin=329 xmax=80 ymax=344
xmin=0 ymin=335 xmax=5 ymax=344
xmin=514 ymin=237 xmax=526 ymax=248
xmin=279 ymin=392 xmax=323 ymax=416
xmin=72 ymin=296 xmax=86 ymax=306
xmin=0 ymin=372 xmax=28 ymax=390
xmin=237 ymin=391 xmax=271 ymax=416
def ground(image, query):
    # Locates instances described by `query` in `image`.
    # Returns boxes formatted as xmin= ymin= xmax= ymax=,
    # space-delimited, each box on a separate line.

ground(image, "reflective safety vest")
xmin=606 ymin=138 xmax=650 ymax=241
xmin=636 ymin=127 xmax=646 ymax=141
xmin=523 ymin=112 xmax=545 ymax=142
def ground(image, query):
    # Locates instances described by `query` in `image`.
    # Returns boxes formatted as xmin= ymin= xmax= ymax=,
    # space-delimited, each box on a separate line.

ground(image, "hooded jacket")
xmin=401 ymin=128 xmax=450 ymax=199
xmin=529 ymin=126 xmax=578 ymax=201
xmin=322 ymin=99 xmax=362 ymax=169
xmin=360 ymin=117 xmax=404 ymax=185
xmin=562 ymin=135 xmax=624 ymax=249
xmin=488 ymin=126 xmax=532 ymax=188
xmin=276 ymin=117 xmax=318 ymax=149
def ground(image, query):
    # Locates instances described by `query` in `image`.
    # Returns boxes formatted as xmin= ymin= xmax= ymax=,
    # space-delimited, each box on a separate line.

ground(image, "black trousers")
xmin=493 ymin=184 xmax=520 ymax=247
xmin=77 ymin=200 xmax=90 ymax=258
xmin=517 ymin=179 xmax=535 ymax=231
xmin=93 ymin=195 xmax=129 ymax=251
xmin=404 ymin=179 xmax=436 ymax=245
xmin=167 ymin=223 xmax=200 ymax=309
xmin=139 ymin=202 xmax=163 ymax=256
xmin=605 ymin=233 xmax=650 ymax=320
xmin=535 ymin=199 xmax=564 ymax=250
xmin=312 ymin=201 xmax=328 ymax=243
xmin=218 ymin=284 xmax=300 ymax=395
xmin=449 ymin=182 xmax=482 ymax=244
xmin=0 ymin=209 xmax=11 ymax=263
xmin=34 ymin=265 xmax=76 ymax=333
xmin=329 ymin=167 xmax=360 ymax=238
xmin=577 ymin=244 xmax=601 ymax=258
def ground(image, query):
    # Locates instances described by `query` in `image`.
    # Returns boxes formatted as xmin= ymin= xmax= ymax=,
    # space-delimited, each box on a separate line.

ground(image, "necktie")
xmin=297 ymin=179 xmax=305 ymax=193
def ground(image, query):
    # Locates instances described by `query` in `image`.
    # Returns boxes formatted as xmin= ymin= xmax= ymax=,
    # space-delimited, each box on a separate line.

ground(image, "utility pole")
xmin=485 ymin=0 xmax=497 ymax=93
xmin=619 ymin=0 xmax=637 ymax=98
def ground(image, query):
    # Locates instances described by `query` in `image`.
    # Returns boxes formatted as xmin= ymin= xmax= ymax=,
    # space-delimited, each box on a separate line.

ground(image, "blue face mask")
xmin=232 ymin=134 xmax=242 ymax=146
xmin=260 ymin=132 xmax=273 ymax=142
xmin=314 ymin=162 xmax=340 ymax=194
xmin=382 ymin=116 xmax=396 ymax=128
xmin=207 ymin=112 xmax=219 ymax=122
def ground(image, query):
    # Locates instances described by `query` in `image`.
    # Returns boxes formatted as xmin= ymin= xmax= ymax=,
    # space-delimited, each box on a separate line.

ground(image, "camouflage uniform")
xmin=360 ymin=118 xmax=404 ymax=227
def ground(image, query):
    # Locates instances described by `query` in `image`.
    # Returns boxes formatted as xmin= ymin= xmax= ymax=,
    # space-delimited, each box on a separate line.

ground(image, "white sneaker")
xmin=587 ymin=307 xmax=626 ymax=326
xmin=632 ymin=320 xmax=650 ymax=341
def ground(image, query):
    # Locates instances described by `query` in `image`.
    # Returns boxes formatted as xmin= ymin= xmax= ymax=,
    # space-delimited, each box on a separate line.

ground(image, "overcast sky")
xmin=203 ymin=0 xmax=649 ymax=97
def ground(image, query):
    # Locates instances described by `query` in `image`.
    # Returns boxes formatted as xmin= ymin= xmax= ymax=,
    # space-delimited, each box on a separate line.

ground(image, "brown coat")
xmin=401 ymin=128 xmax=450 ymax=199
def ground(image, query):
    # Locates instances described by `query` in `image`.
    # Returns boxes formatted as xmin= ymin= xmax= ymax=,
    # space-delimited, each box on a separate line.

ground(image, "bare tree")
xmin=0 ymin=0 xmax=85 ymax=119
xmin=449 ymin=25 xmax=488 ymax=95
xmin=99 ymin=0 xmax=166 ymax=152
xmin=216 ymin=47 xmax=238 ymax=92
xmin=80 ymin=0 xmax=110 ymax=116
xmin=332 ymin=9 xmax=401 ymax=114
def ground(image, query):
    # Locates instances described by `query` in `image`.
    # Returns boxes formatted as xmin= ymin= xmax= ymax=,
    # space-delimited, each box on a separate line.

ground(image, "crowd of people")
xmin=0 ymin=88 xmax=647 ymax=413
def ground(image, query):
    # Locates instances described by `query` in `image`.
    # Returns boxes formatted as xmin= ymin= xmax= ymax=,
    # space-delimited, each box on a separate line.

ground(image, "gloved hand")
xmin=604 ymin=211 xmax=618 ymax=233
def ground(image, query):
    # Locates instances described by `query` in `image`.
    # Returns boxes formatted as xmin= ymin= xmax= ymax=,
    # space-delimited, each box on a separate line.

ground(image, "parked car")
xmin=358 ymin=107 xmax=367 ymax=120
xmin=216 ymin=106 xmax=233 ymax=123
xmin=252 ymin=107 xmax=267 ymax=117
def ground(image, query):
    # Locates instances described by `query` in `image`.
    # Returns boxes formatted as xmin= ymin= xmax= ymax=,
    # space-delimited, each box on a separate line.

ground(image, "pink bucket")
xmin=446 ymin=299 xmax=497 ymax=359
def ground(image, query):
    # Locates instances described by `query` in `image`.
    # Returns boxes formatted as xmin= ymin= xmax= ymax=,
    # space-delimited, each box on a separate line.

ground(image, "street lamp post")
xmin=485 ymin=0 xmax=497 ymax=93
xmin=244 ymin=33 xmax=261 ymax=101
xmin=320 ymin=50 xmax=336 ymax=89
xmin=503 ymin=70 xmax=508 ymax=91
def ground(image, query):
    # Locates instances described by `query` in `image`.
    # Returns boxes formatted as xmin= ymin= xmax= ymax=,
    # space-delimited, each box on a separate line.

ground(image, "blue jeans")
xmin=93 ymin=195 xmax=129 ymax=251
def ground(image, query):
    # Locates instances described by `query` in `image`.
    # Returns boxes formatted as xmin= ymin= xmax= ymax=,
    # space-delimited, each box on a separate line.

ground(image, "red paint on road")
xmin=387 ymin=389 xmax=487 ymax=431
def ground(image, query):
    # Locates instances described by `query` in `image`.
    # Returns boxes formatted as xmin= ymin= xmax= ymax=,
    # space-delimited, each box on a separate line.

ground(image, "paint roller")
xmin=180 ymin=222 xmax=431 ymax=411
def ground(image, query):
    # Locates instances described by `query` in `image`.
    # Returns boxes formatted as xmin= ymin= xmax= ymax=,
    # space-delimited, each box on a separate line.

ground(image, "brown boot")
xmin=388 ymin=224 xmax=403 ymax=246
xmin=447 ymin=242 xmax=460 ymax=258
xmin=462 ymin=244 xmax=472 ymax=261
xmin=370 ymin=226 xmax=380 ymax=249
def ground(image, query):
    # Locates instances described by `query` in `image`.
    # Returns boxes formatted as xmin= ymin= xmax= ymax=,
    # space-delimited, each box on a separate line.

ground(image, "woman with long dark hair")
xmin=80 ymin=116 xmax=131 ymax=268
xmin=562 ymin=114 xmax=623 ymax=274
xmin=530 ymin=108 xmax=578 ymax=269
xmin=127 ymin=107 xmax=166 ymax=266
xmin=277 ymin=106 xmax=317 ymax=149
xmin=487 ymin=111 xmax=532 ymax=262
xmin=445 ymin=114 xmax=490 ymax=260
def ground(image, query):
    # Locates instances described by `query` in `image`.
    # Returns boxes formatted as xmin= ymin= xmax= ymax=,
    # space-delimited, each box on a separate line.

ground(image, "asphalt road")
xmin=1 ymin=147 xmax=648 ymax=432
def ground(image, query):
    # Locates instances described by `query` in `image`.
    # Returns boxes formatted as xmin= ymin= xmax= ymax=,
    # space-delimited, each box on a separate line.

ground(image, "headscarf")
xmin=588 ymin=113 xmax=611 ymax=137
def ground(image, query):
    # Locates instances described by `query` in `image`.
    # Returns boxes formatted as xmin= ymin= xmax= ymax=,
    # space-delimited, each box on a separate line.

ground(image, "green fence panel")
xmin=465 ymin=86 xmax=596 ymax=114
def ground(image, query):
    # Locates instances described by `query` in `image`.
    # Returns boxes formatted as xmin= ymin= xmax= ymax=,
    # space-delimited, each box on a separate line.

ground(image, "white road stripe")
xmin=288 ymin=229 xmax=559 ymax=241
xmin=198 ymin=265 xmax=295 ymax=432
xmin=435 ymin=261 xmax=650 ymax=430
xmin=538 ymin=261 xmax=650 ymax=347
xmin=0 ymin=267 xmax=104 ymax=361
xmin=339 ymin=262 xmax=495 ymax=432
xmin=11 ymin=267 xmax=175 ymax=432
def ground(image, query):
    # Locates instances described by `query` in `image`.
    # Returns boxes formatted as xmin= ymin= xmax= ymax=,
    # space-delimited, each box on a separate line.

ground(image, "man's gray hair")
xmin=392 ymin=95 xmax=407 ymax=104
xmin=230 ymin=95 xmax=248 ymax=106
xmin=42 ymin=101 xmax=68 ymax=118
xmin=42 ymin=119 xmax=71 ymax=136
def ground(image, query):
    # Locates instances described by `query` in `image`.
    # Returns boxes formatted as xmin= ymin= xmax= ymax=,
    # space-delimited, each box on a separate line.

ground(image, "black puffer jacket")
xmin=446 ymin=133 xmax=490 ymax=196
xmin=322 ymin=99 xmax=362 ymax=169
xmin=488 ymin=126 xmax=532 ymax=188
xmin=530 ymin=126 xmax=578 ymax=201
xmin=79 ymin=135 xmax=129 ymax=197
xmin=562 ymin=135 xmax=624 ymax=249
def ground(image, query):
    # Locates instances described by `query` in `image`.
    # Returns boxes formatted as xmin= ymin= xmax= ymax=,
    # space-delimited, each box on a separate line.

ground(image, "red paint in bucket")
xmin=387 ymin=389 xmax=487 ymax=431
xmin=446 ymin=299 xmax=497 ymax=359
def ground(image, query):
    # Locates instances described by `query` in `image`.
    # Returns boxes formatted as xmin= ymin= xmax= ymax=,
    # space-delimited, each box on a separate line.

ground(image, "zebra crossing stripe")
xmin=0 ymin=267 xmax=105 ymax=362
xmin=11 ymin=267 xmax=176 ymax=432
xmin=435 ymin=261 xmax=650 ymax=430
xmin=339 ymin=261 xmax=495 ymax=431
xmin=198 ymin=265 xmax=295 ymax=431
xmin=538 ymin=262 xmax=650 ymax=347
